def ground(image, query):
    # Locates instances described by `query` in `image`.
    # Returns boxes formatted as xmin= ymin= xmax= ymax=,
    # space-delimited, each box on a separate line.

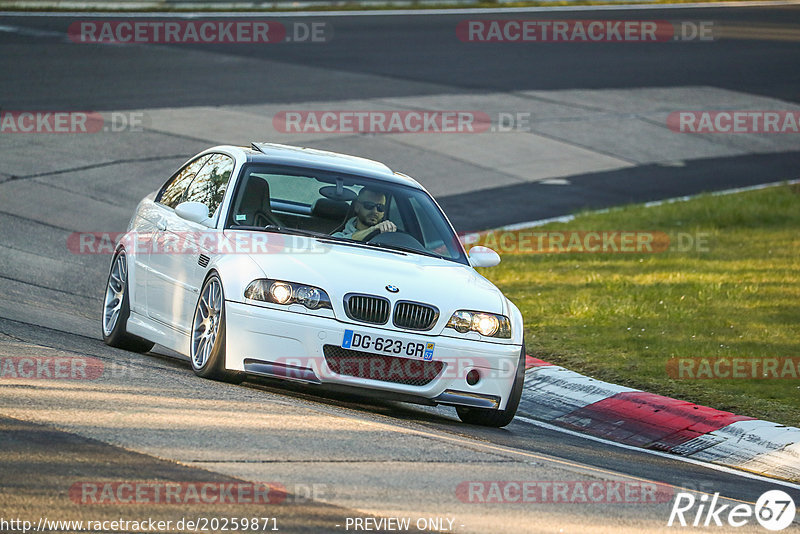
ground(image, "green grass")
xmin=480 ymin=183 xmax=800 ymax=427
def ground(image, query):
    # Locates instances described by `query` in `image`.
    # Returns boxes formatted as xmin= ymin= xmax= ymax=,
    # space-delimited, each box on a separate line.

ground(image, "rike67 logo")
xmin=668 ymin=490 xmax=796 ymax=531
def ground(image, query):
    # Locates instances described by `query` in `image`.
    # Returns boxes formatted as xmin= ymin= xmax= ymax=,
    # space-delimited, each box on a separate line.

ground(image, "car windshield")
xmin=225 ymin=163 xmax=468 ymax=265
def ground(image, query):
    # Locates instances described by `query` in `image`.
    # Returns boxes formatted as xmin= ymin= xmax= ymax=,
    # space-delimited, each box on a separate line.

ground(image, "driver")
xmin=333 ymin=188 xmax=397 ymax=241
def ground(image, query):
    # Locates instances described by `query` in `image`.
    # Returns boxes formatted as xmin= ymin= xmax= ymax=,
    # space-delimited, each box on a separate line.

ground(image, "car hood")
xmin=224 ymin=230 xmax=506 ymax=315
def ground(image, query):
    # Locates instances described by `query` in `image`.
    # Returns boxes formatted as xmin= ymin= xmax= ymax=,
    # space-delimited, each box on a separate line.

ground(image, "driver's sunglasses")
xmin=359 ymin=201 xmax=386 ymax=212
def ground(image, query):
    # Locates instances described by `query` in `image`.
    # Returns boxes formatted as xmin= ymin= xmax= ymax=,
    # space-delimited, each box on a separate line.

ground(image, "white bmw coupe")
xmin=102 ymin=143 xmax=525 ymax=427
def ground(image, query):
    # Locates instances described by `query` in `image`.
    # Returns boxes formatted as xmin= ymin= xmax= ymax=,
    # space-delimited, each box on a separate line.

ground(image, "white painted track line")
xmin=516 ymin=415 xmax=800 ymax=492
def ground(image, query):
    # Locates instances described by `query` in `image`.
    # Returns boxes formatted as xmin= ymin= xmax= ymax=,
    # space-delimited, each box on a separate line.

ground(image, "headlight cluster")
xmin=244 ymin=279 xmax=332 ymax=310
xmin=446 ymin=310 xmax=511 ymax=338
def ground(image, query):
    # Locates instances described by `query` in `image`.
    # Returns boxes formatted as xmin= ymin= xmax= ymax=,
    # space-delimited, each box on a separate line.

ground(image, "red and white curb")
xmin=519 ymin=356 xmax=800 ymax=483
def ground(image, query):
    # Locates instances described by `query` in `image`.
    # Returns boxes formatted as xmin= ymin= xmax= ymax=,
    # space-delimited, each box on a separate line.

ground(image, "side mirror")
xmin=175 ymin=202 xmax=213 ymax=227
xmin=468 ymin=246 xmax=501 ymax=268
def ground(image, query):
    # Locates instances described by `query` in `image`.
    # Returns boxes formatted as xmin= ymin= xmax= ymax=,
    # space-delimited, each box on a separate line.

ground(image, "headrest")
xmin=239 ymin=177 xmax=270 ymax=212
xmin=312 ymin=198 xmax=350 ymax=220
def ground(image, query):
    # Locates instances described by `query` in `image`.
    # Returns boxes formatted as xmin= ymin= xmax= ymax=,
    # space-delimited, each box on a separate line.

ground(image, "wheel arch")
xmin=110 ymin=233 xmax=143 ymax=311
xmin=505 ymin=298 xmax=525 ymax=347
xmin=204 ymin=254 xmax=266 ymax=306
xmin=190 ymin=268 xmax=244 ymax=383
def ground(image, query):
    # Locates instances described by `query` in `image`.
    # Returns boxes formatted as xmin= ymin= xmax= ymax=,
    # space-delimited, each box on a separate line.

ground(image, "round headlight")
xmin=450 ymin=311 xmax=472 ymax=333
xmin=296 ymin=286 xmax=321 ymax=309
xmin=473 ymin=313 xmax=499 ymax=337
xmin=269 ymin=282 xmax=293 ymax=304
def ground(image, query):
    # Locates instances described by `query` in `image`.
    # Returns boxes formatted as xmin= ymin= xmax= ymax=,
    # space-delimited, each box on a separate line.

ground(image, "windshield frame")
xmin=225 ymin=162 xmax=469 ymax=265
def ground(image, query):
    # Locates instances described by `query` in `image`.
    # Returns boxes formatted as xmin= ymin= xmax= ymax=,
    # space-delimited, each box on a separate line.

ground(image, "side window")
xmin=183 ymin=153 xmax=235 ymax=218
xmin=158 ymin=155 xmax=211 ymax=209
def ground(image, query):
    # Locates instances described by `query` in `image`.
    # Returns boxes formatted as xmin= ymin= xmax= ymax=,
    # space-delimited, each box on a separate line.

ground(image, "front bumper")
xmin=225 ymin=301 xmax=521 ymax=410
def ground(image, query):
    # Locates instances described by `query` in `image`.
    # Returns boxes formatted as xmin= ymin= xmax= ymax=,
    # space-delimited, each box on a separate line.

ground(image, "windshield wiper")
xmin=230 ymin=225 xmax=328 ymax=239
xmin=262 ymin=225 xmax=327 ymax=238
xmin=363 ymin=242 xmax=442 ymax=259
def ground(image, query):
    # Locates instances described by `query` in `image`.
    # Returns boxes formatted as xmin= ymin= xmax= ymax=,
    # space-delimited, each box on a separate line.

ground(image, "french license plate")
xmin=341 ymin=329 xmax=435 ymax=361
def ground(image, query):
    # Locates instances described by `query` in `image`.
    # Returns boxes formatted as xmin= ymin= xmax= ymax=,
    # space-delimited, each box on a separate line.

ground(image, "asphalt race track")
xmin=1 ymin=4 xmax=799 ymax=533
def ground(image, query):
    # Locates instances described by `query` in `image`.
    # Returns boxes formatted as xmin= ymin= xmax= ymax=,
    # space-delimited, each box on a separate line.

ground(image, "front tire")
xmin=190 ymin=273 xmax=244 ymax=384
xmin=456 ymin=340 xmax=526 ymax=428
xmin=102 ymin=250 xmax=155 ymax=353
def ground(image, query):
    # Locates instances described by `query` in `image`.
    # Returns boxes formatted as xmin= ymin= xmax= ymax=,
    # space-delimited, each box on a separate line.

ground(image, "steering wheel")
xmin=365 ymin=229 xmax=428 ymax=254
xmin=362 ymin=228 xmax=382 ymax=242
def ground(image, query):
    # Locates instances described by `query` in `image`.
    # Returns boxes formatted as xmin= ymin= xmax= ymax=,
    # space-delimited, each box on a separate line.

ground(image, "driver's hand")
xmin=373 ymin=221 xmax=397 ymax=234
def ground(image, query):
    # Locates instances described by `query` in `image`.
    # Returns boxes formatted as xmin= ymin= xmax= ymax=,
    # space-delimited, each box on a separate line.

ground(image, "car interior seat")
xmin=235 ymin=176 xmax=279 ymax=227
xmin=310 ymin=198 xmax=351 ymax=234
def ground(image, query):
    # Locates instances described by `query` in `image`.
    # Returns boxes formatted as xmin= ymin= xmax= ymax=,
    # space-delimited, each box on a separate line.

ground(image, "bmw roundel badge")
xmin=385 ymin=285 xmax=399 ymax=293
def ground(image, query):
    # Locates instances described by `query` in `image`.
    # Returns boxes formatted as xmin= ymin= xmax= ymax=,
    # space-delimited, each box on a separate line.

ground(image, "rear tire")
xmin=190 ymin=273 xmax=245 ymax=384
xmin=102 ymin=250 xmax=155 ymax=353
xmin=456 ymin=340 xmax=526 ymax=428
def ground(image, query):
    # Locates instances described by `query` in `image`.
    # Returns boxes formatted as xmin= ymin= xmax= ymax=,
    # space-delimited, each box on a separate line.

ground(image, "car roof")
xmin=237 ymin=143 xmax=423 ymax=189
